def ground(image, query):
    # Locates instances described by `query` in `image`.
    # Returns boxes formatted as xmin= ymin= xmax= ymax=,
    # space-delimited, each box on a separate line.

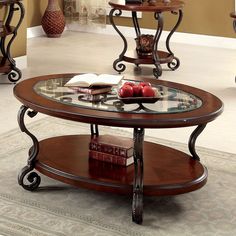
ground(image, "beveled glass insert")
xmin=34 ymin=77 xmax=202 ymax=114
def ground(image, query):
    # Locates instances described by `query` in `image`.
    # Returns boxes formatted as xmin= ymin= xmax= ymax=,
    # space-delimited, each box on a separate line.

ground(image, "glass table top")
xmin=34 ymin=77 xmax=202 ymax=114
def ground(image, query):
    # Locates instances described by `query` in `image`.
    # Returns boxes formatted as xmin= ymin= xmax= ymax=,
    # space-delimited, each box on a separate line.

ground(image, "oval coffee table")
xmin=14 ymin=73 xmax=223 ymax=224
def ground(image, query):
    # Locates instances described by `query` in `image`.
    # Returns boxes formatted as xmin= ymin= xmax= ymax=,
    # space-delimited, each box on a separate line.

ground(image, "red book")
xmin=89 ymin=135 xmax=134 ymax=158
xmin=89 ymin=150 xmax=134 ymax=166
xmin=68 ymin=86 xmax=112 ymax=95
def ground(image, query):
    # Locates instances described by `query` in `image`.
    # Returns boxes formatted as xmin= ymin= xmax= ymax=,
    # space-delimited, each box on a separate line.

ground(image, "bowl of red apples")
xmin=117 ymin=80 xmax=162 ymax=104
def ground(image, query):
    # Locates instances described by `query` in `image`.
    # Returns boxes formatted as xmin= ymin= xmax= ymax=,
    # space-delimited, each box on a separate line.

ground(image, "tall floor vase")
xmin=42 ymin=0 xmax=65 ymax=38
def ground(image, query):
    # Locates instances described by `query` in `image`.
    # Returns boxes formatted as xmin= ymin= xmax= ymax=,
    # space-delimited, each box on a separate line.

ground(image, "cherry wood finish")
xmin=35 ymin=135 xmax=207 ymax=196
xmin=109 ymin=0 xmax=184 ymax=12
xmin=14 ymin=74 xmax=223 ymax=129
xmin=123 ymin=50 xmax=173 ymax=64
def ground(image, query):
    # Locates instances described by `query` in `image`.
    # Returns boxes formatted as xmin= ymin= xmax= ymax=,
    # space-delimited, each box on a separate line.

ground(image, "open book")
xmin=65 ymin=73 xmax=123 ymax=88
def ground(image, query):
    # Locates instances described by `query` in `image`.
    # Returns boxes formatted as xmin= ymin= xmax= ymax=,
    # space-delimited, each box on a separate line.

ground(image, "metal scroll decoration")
xmin=132 ymin=127 xmax=144 ymax=224
xmin=17 ymin=105 xmax=41 ymax=191
xmin=109 ymin=8 xmax=127 ymax=73
xmin=4 ymin=1 xmax=25 ymax=82
xmin=188 ymin=124 xmax=207 ymax=161
xmin=152 ymin=12 xmax=163 ymax=78
xmin=166 ymin=10 xmax=183 ymax=71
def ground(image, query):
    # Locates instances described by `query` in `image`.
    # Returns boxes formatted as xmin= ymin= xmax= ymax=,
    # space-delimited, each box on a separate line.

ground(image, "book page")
xmin=65 ymin=73 xmax=123 ymax=87
xmin=65 ymin=73 xmax=98 ymax=87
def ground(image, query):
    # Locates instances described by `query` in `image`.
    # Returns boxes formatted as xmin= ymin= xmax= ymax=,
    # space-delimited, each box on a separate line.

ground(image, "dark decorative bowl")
xmin=135 ymin=34 xmax=154 ymax=56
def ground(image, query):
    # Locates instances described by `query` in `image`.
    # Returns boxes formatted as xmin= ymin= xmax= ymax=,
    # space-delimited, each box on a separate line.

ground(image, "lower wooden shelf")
xmin=35 ymin=135 xmax=207 ymax=196
xmin=123 ymin=50 xmax=174 ymax=65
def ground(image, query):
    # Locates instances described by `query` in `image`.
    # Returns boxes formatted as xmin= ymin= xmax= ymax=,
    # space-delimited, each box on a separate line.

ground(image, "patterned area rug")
xmin=0 ymin=117 xmax=235 ymax=236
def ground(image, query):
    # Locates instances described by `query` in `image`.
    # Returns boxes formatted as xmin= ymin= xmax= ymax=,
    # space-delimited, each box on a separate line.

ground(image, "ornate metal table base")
xmin=17 ymin=105 xmax=207 ymax=224
xmin=17 ymin=102 xmax=208 ymax=226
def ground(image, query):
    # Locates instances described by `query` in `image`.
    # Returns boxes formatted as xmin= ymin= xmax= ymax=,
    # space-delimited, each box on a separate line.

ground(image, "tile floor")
xmin=0 ymin=31 xmax=235 ymax=153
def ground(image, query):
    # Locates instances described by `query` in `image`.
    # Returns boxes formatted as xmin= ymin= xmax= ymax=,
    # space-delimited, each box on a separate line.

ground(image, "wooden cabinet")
xmin=0 ymin=0 xmax=25 ymax=83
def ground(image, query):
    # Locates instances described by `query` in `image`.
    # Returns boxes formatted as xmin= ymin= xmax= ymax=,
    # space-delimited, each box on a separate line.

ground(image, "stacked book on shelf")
xmin=89 ymin=135 xmax=134 ymax=166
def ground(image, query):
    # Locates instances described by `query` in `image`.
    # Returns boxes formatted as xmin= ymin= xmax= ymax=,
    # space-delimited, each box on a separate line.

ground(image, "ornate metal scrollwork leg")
xmin=8 ymin=67 xmax=22 ymax=83
xmin=109 ymin=8 xmax=127 ymax=73
xmin=132 ymin=11 xmax=141 ymax=38
xmin=90 ymin=124 xmax=99 ymax=137
xmin=166 ymin=10 xmax=183 ymax=71
xmin=188 ymin=124 xmax=207 ymax=161
xmin=132 ymin=128 xmax=144 ymax=224
xmin=167 ymin=56 xmax=180 ymax=71
xmin=3 ymin=1 xmax=25 ymax=82
xmin=153 ymin=12 xmax=164 ymax=78
xmin=17 ymin=105 xmax=41 ymax=191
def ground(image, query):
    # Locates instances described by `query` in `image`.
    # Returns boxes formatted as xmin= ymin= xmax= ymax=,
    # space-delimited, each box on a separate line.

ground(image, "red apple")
xmin=139 ymin=82 xmax=151 ymax=88
xmin=132 ymin=85 xmax=142 ymax=97
xmin=118 ymin=85 xmax=134 ymax=98
xmin=124 ymin=81 xmax=135 ymax=87
xmin=142 ymin=86 xmax=155 ymax=97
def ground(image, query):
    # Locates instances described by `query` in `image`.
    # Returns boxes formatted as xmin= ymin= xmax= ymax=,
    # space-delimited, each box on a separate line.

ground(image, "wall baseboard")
xmin=15 ymin=56 xmax=27 ymax=69
xmin=28 ymin=24 xmax=236 ymax=49
xmin=27 ymin=26 xmax=45 ymax=38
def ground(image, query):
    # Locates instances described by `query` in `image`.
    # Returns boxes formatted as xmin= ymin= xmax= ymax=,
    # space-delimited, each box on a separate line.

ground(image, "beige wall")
xmin=27 ymin=0 xmax=63 ymax=27
xmin=26 ymin=1 xmax=235 ymax=38
xmin=2 ymin=0 xmax=235 ymax=58
xmin=113 ymin=0 xmax=235 ymax=38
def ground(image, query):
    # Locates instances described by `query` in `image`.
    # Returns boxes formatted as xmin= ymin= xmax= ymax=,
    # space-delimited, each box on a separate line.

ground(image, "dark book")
xmin=89 ymin=135 xmax=133 ymax=158
xmin=69 ymin=86 xmax=112 ymax=95
xmin=89 ymin=150 xmax=134 ymax=166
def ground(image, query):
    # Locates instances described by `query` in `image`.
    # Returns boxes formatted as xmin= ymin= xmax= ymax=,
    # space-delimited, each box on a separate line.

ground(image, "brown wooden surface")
xmin=35 ymin=135 xmax=207 ymax=196
xmin=124 ymin=50 xmax=173 ymax=64
xmin=109 ymin=0 xmax=184 ymax=12
xmin=14 ymin=73 xmax=224 ymax=129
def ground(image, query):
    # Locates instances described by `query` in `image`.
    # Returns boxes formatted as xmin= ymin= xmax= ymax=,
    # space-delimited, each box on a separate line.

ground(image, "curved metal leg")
xmin=233 ymin=20 xmax=236 ymax=32
xmin=90 ymin=124 xmax=99 ymax=137
xmin=109 ymin=8 xmax=127 ymax=73
xmin=4 ymin=2 xmax=25 ymax=82
xmin=166 ymin=10 xmax=183 ymax=71
xmin=153 ymin=12 xmax=163 ymax=78
xmin=17 ymin=105 xmax=41 ymax=191
xmin=8 ymin=67 xmax=22 ymax=83
xmin=132 ymin=11 xmax=141 ymax=38
xmin=132 ymin=128 xmax=144 ymax=224
xmin=188 ymin=124 xmax=207 ymax=161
